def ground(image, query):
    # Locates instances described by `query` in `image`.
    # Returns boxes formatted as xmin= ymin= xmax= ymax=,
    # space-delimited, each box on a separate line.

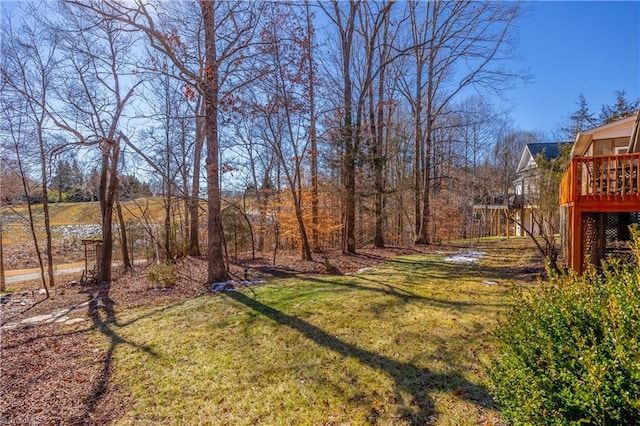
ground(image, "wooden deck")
xmin=560 ymin=152 xmax=640 ymax=211
xmin=561 ymin=152 xmax=640 ymax=273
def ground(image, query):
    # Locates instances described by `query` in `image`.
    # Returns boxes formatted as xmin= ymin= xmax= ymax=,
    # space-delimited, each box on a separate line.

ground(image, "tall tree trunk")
xmin=305 ymin=0 xmax=319 ymax=252
xmin=273 ymin=164 xmax=282 ymax=265
xmin=164 ymin=185 xmax=172 ymax=261
xmin=414 ymin=111 xmax=422 ymax=237
xmin=415 ymin=2 xmax=437 ymax=245
xmin=373 ymin=11 xmax=390 ymax=248
xmin=253 ymin=162 xmax=263 ymax=253
xmin=416 ymin=125 xmax=433 ymax=244
xmin=40 ymin=184 xmax=55 ymax=290
xmin=163 ymin=77 xmax=173 ymax=262
xmin=116 ymin=190 xmax=132 ymax=269
xmin=38 ymin=127 xmax=55 ymax=288
xmin=295 ymin=176 xmax=312 ymax=261
xmin=344 ymin=124 xmax=356 ymax=253
xmin=97 ymin=137 xmax=120 ymax=283
xmin=366 ymin=45 xmax=381 ymax=248
xmin=180 ymin=118 xmax=190 ymax=255
xmin=201 ymin=0 xmax=228 ymax=283
xmin=372 ymin=135 xmax=385 ymax=248
xmin=292 ymin=189 xmax=313 ymax=261
xmin=189 ymin=102 xmax=205 ymax=256
xmin=14 ymin=146 xmax=49 ymax=297
xmin=278 ymin=159 xmax=313 ymax=261
xmin=335 ymin=1 xmax=358 ymax=254
xmin=258 ymin=168 xmax=273 ymax=253
xmin=248 ymin=150 xmax=268 ymax=254
xmin=407 ymin=2 xmax=426 ymax=238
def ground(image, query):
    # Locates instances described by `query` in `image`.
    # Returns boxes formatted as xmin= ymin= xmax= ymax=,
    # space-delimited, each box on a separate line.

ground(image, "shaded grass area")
xmin=96 ymin=239 xmax=540 ymax=425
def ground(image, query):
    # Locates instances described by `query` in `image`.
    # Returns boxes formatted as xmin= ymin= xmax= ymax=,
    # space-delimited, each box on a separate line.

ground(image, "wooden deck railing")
xmin=560 ymin=152 xmax=640 ymax=205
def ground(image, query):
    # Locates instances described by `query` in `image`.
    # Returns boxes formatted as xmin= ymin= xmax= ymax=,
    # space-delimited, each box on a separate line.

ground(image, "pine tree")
xmin=559 ymin=93 xmax=597 ymax=141
xmin=600 ymin=90 xmax=640 ymax=124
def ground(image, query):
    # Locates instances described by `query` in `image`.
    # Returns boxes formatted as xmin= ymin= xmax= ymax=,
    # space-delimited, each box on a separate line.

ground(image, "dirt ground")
xmin=0 ymin=242 xmax=543 ymax=425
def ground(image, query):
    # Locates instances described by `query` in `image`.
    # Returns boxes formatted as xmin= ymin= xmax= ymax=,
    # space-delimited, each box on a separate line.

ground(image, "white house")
xmin=512 ymin=142 xmax=570 ymax=236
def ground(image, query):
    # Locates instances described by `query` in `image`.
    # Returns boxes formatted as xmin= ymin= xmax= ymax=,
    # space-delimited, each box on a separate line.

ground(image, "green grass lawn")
xmin=93 ymin=239 xmax=539 ymax=425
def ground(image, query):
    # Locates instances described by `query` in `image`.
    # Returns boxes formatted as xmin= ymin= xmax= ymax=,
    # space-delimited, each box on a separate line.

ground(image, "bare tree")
xmin=252 ymin=3 xmax=315 ymax=261
xmin=189 ymin=98 xmax=205 ymax=256
xmin=395 ymin=1 xmax=427 ymax=238
xmin=49 ymin=2 xmax=142 ymax=283
xmin=397 ymin=1 xmax=523 ymax=244
xmin=321 ymin=0 xmax=359 ymax=253
xmin=115 ymin=186 xmax=132 ymax=269
xmin=493 ymin=128 xmax=537 ymax=198
xmin=200 ymin=0 xmax=229 ymax=281
xmin=0 ymin=0 xmax=537 ymax=286
xmin=1 ymin=4 xmax=61 ymax=289
xmin=71 ymin=0 xmax=263 ymax=283
xmin=0 ymin=101 xmax=50 ymax=298
xmin=227 ymin=109 xmax=277 ymax=255
xmin=355 ymin=1 xmax=395 ymax=248
xmin=522 ymin=147 xmax=571 ymax=274
xmin=305 ymin=0 xmax=320 ymax=252
xmin=134 ymin=68 xmax=198 ymax=261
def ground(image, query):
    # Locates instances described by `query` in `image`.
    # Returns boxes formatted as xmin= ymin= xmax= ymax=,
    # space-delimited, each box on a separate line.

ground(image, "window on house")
xmin=614 ymin=146 xmax=628 ymax=155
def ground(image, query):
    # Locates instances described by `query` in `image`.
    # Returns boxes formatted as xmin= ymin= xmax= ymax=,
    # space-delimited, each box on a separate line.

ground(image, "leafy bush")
xmin=490 ymin=228 xmax=640 ymax=425
xmin=146 ymin=262 xmax=177 ymax=288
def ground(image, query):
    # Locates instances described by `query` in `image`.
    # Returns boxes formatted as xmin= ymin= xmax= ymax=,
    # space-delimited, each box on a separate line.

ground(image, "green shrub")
xmin=490 ymin=228 xmax=640 ymax=425
xmin=146 ymin=262 xmax=177 ymax=288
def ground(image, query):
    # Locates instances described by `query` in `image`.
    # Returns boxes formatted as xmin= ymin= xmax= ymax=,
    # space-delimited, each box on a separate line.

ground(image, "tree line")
xmin=1 ymin=0 xmax=636 ymax=289
xmin=1 ymin=158 xmax=152 ymax=204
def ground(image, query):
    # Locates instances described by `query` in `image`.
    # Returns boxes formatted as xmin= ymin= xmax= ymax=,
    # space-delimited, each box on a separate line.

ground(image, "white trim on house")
xmin=516 ymin=145 xmax=541 ymax=174
xmin=570 ymin=114 xmax=638 ymax=158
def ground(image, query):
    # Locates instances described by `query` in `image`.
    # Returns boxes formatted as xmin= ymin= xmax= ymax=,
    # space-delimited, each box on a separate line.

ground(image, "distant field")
xmin=0 ymin=198 xmax=180 ymax=243
xmin=1 ymin=198 xmax=169 ymax=227
xmin=0 ymin=198 xmax=177 ymax=269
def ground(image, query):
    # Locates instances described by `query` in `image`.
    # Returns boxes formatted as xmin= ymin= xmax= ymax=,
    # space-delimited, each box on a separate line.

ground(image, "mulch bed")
xmin=0 ymin=244 xmax=466 ymax=425
xmin=0 ymin=324 xmax=102 ymax=425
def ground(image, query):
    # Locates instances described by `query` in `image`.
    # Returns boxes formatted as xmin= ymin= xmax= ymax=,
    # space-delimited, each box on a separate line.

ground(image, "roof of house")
xmin=570 ymin=112 xmax=639 ymax=158
xmin=516 ymin=142 xmax=570 ymax=174
xmin=528 ymin=143 xmax=564 ymax=159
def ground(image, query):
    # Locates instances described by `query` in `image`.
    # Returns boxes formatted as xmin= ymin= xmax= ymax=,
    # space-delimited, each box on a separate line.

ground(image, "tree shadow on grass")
xmin=224 ymin=291 xmax=496 ymax=424
xmin=386 ymin=257 xmax=543 ymax=283
xmin=79 ymin=281 xmax=162 ymax=424
xmin=296 ymin=274 xmax=511 ymax=312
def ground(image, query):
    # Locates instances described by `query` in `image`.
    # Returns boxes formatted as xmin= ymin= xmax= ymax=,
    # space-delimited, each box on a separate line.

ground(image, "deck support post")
xmin=570 ymin=205 xmax=583 ymax=274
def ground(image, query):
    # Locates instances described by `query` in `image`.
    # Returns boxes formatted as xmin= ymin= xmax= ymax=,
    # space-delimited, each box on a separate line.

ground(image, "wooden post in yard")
xmin=570 ymin=206 xmax=583 ymax=274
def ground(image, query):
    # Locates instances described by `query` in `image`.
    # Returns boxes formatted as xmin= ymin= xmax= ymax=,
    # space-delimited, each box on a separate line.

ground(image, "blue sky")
xmin=505 ymin=1 xmax=640 ymax=137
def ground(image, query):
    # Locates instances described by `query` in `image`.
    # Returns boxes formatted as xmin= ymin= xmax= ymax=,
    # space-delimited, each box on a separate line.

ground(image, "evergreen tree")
xmin=51 ymin=160 xmax=72 ymax=201
xmin=559 ymin=93 xmax=597 ymax=141
xmin=51 ymin=159 xmax=86 ymax=202
xmin=600 ymin=90 xmax=640 ymax=124
xmin=119 ymin=174 xmax=152 ymax=200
